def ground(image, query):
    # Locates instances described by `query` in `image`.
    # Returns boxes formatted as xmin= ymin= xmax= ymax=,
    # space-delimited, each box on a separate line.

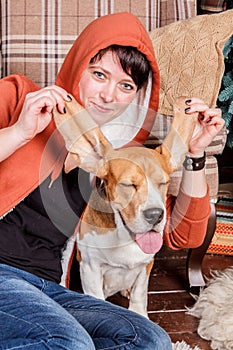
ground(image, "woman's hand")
xmin=185 ymin=97 xmax=225 ymax=157
xmin=15 ymin=85 xmax=70 ymax=144
xmin=180 ymin=97 xmax=224 ymax=197
xmin=0 ymin=85 xmax=71 ymax=162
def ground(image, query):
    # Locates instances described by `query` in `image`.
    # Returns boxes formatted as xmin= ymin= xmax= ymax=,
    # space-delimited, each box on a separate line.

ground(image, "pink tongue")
xmin=135 ymin=231 xmax=163 ymax=254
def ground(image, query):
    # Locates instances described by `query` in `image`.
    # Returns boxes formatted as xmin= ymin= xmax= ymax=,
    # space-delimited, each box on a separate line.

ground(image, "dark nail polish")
xmin=67 ymin=95 xmax=72 ymax=101
xmin=200 ymin=116 xmax=205 ymax=121
xmin=185 ymin=107 xmax=191 ymax=113
xmin=185 ymin=99 xmax=192 ymax=104
xmin=63 ymin=107 xmax=67 ymax=114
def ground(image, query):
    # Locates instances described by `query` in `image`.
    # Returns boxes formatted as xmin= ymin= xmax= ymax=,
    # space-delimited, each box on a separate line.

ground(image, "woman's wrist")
xmin=183 ymin=152 xmax=206 ymax=171
xmin=187 ymin=149 xmax=205 ymax=158
xmin=11 ymin=123 xmax=31 ymax=147
xmin=0 ymin=124 xmax=30 ymax=162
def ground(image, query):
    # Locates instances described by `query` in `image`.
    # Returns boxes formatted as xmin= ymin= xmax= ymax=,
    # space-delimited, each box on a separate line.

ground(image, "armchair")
xmin=1 ymin=0 xmax=232 ymax=290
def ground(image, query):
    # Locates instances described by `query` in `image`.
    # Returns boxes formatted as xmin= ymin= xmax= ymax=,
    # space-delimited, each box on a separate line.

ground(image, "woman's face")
xmin=79 ymin=51 xmax=138 ymax=125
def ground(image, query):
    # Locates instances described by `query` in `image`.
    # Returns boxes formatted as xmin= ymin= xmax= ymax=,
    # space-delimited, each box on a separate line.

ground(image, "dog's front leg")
xmin=79 ymin=261 xmax=105 ymax=300
xmin=128 ymin=268 xmax=150 ymax=318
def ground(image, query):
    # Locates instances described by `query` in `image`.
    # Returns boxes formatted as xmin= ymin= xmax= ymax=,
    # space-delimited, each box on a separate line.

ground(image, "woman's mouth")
xmin=91 ymin=101 xmax=113 ymax=113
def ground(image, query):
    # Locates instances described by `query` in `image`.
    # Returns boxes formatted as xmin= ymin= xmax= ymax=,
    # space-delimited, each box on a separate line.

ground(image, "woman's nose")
xmin=100 ymin=83 xmax=116 ymax=103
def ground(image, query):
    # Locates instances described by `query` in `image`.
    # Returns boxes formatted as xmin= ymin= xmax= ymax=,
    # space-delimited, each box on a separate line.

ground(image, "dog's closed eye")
xmin=158 ymin=181 xmax=169 ymax=189
xmin=118 ymin=182 xmax=137 ymax=191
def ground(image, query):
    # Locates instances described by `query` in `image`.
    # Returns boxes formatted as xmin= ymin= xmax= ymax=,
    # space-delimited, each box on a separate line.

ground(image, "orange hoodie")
xmin=0 ymin=12 xmax=160 ymax=217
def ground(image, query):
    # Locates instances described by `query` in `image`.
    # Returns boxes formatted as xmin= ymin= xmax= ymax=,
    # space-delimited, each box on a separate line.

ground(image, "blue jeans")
xmin=0 ymin=264 xmax=172 ymax=349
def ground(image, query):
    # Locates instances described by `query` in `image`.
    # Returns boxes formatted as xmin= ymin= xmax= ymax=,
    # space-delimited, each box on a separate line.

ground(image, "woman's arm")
xmin=181 ymin=97 xmax=224 ymax=197
xmin=164 ymin=98 xmax=225 ymax=249
xmin=0 ymin=85 xmax=69 ymax=162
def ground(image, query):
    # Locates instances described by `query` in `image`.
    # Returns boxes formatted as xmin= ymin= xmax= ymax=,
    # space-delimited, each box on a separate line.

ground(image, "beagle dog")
xmin=54 ymin=96 xmax=197 ymax=318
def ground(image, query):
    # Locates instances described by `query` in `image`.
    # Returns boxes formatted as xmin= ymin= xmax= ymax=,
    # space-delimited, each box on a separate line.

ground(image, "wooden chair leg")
xmin=186 ymin=202 xmax=216 ymax=291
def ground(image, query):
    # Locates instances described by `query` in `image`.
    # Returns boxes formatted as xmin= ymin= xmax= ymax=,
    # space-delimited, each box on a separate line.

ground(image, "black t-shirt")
xmin=0 ymin=167 xmax=91 ymax=283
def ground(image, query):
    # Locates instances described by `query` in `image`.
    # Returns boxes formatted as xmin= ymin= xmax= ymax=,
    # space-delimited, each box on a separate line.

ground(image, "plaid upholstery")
xmin=0 ymin=0 xmax=225 ymax=200
xmin=197 ymin=0 xmax=225 ymax=13
xmin=0 ymin=0 xmax=196 ymax=87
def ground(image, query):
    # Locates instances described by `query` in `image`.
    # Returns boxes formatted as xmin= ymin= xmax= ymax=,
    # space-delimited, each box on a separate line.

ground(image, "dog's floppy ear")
xmin=155 ymin=96 xmax=198 ymax=173
xmin=53 ymin=95 xmax=113 ymax=176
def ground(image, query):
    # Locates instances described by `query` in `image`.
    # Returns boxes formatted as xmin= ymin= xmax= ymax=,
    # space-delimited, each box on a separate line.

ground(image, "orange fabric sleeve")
xmin=163 ymin=189 xmax=211 ymax=249
xmin=0 ymin=74 xmax=39 ymax=128
xmin=0 ymin=75 xmax=64 ymax=217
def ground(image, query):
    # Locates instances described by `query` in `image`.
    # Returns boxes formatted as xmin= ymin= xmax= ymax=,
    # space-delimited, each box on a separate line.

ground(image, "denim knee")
xmin=41 ymin=321 xmax=96 ymax=350
xmin=134 ymin=317 xmax=172 ymax=350
xmin=45 ymin=329 xmax=96 ymax=350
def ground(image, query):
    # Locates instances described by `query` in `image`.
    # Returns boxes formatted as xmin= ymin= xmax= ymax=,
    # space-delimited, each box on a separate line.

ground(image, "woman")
xmin=0 ymin=12 xmax=224 ymax=349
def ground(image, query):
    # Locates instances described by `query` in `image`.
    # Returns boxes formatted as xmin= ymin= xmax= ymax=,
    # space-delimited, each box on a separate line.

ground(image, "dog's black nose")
xmin=143 ymin=208 xmax=164 ymax=225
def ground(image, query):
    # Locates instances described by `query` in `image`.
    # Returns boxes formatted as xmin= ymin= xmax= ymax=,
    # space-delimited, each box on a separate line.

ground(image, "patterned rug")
xmin=207 ymin=196 xmax=233 ymax=255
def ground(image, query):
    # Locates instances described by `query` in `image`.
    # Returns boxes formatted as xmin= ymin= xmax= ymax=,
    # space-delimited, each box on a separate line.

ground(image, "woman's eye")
xmin=121 ymin=82 xmax=135 ymax=91
xmin=94 ymin=71 xmax=105 ymax=79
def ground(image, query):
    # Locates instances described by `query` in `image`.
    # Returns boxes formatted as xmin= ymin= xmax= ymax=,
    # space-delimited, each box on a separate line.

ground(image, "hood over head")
xmin=56 ymin=12 xmax=160 ymax=148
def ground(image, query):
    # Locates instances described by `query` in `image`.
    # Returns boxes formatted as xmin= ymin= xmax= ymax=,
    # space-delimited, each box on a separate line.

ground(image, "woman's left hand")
xmin=185 ymin=97 xmax=225 ymax=157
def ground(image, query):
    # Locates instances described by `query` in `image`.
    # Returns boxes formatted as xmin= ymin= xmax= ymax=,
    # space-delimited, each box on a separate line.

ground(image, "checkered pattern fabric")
xmin=0 ymin=0 xmax=196 ymax=87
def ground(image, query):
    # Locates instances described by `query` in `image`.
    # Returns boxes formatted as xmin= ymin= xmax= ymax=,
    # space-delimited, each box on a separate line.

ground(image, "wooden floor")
xmin=107 ymin=246 xmax=233 ymax=349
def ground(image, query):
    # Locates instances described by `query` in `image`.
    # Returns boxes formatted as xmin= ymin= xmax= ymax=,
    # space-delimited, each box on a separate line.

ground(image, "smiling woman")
xmin=78 ymin=47 xmax=149 ymax=125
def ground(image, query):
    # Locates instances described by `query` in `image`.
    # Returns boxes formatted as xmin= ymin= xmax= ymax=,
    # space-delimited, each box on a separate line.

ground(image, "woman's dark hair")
xmin=90 ymin=45 xmax=151 ymax=91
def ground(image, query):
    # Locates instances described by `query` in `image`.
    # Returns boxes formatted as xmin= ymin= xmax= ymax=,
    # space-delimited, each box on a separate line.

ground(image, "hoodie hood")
xmin=56 ymin=12 xmax=160 ymax=147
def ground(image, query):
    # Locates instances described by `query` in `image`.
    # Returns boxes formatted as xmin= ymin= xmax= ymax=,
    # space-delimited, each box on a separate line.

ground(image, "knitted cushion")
xmin=150 ymin=10 xmax=233 ymax=116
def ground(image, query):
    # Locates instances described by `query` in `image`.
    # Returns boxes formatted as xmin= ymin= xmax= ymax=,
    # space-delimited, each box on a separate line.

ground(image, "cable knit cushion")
xmin=150 ymin=9 xmax=233 ymax=116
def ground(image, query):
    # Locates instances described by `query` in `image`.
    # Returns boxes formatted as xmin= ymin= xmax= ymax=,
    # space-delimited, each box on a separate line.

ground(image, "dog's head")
xmin=54 ymin=96 xmax=197 ymax=254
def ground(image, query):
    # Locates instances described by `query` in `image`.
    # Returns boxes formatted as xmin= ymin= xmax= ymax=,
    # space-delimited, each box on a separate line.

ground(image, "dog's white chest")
xmin=79 ymin=226 xmax=152 ymax=266
xmin=78 ymin=227 xmax=153 ymax=300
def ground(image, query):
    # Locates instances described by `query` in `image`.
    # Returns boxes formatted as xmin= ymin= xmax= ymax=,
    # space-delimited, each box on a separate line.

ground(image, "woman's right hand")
xmin=15 ymin=85 xmax=70 ymax=143
xmin=0 ymin=85 xmax=71 ymax=162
